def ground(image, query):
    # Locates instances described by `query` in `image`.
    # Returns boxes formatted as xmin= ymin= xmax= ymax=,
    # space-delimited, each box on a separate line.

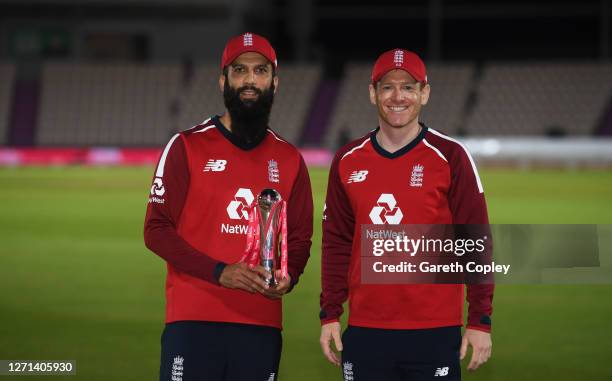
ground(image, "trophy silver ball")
xmin=257 ymin=188 xmax=282 ymax=210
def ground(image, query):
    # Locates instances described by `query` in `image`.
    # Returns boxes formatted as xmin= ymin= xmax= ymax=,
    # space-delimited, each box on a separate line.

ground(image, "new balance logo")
xmin=266 ymin=373 xmax=275 ymax=381
xmin=434 ymin=367 xmax=449 ymax=377
xmin=369 ymin=194 xmax=403 ymax=224
xmin=347 ymin=170 xmax=368 ymax=183
xmin=204 ymin=159 xmax=227 ymax=172
xmin=243 ymin=33 xmax=253 ymax=46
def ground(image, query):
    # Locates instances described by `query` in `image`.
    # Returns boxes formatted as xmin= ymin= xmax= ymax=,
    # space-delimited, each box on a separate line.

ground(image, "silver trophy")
xmin=257 ymin=189 xmax=284 ymax=286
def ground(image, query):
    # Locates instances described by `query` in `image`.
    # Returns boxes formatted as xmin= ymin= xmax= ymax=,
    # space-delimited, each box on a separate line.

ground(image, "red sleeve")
xmin=320 ymin=154 xmax=355 ymax=324
xmin=285 ymin=156 xmax=313 ymax=290
xmin=144 ymin=135 xmax=225 ymax=284
xmin=448 ymin=146 xmax=494 ymax=333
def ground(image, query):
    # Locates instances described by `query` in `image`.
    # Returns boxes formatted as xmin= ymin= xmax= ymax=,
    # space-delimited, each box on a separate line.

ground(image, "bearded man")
xmin=144 ymin=32 xmax=313 ymax=381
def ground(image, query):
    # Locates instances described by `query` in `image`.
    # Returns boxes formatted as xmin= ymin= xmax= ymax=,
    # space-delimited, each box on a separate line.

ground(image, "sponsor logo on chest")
xmin=226 ymin=188 xmax=254 ymax=220
xmin=369 ymin=193 xmax=403 ymax=224
xmin=214 ymin=157 xmax=282 ymax=234
xmin=222 ymin=188 xmax=254 ymax=234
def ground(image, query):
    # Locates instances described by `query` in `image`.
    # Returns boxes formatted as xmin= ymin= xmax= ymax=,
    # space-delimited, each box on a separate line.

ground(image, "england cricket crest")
xmin=410 ymin=164 xmax=424 ymax=187
xmin=268 ymin=160 xmax=280 ymax=183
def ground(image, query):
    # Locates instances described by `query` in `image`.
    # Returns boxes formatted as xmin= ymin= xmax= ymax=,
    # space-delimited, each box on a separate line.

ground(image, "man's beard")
xmin=223 ymin=80 xmax=275 ymax=145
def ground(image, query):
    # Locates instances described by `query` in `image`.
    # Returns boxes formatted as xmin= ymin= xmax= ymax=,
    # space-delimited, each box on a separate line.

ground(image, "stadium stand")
xmin=325 ymin=62 xmax=475 ymax=149
xmin=31 ymin=61 xmax=612 ymax=147
xmin=38 ymin=63 xmax=181 ymax=146
xmin=270 ymin=65 xmax=321 ymax=144
xmin=177 ymin=64 xmax=321 ymax=145
xmin=173 ymin=64 xmax=222 ymax=134
xmin=466 ymin=63 xmax=612 ymax=136
xmin=37 ymin=62 xmax=320 ymax=147
xmin=0 ymin=63 xmax=16 ymax=146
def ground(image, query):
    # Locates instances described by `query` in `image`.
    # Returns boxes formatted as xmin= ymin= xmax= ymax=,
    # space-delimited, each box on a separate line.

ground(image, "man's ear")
xmin=219 ymin=74 xmax=225 ymax=93
xmin=420 ymin=83 xmax=431 ymax=105
xmin=273 ymin=75 xmax=279 ymax=95
xmin=368 ymin=83 xmax=377 ymax=106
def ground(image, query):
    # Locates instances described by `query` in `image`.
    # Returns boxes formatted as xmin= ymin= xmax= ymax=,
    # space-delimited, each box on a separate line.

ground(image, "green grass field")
xmin=1 ymin=167 xmax=611 ymax=380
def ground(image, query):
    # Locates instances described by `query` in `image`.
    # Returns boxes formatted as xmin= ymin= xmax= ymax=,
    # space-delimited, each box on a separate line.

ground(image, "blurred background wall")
xmin=0 ymin=0 xmax=611 ymax=166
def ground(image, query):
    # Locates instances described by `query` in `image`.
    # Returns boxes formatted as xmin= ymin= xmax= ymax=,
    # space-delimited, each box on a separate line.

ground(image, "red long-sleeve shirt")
xmin=320 ymin=125 xmax=494 ymax=332
xmin=145 ymin=116 xmax=313 ymax=329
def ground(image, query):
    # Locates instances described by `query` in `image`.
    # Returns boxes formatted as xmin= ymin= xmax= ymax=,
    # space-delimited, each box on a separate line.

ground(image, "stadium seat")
xmin=0 ymin=63 xmax=16 ymax=146
xmin=38 ymin=62 xmax=181 ymax=146
xmin=38 ymin=62 xmax=321 ymax=147
xmin=466 ymin=62 xmax=612 ymax=136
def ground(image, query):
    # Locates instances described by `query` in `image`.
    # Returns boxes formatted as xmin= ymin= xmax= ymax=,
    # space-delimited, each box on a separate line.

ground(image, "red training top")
xmin=320 ymin=125 xmax=494 ymax=332
xmin=145 ymin=116 xmax=313 ymax=329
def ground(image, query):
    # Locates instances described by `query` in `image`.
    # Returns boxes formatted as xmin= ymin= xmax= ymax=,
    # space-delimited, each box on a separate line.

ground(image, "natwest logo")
xmin=226 ymin=188 xmax=254 ymax=220
xmin=150 ymin=177 xmax=165 ymax=196
xmin=149 ymin=177 xmax=166 ymax=204
xmin=369 ymin=193 xmax=403 ymax=224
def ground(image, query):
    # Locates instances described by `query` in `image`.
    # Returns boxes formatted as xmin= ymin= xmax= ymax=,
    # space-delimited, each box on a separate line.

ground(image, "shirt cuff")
xmin=213 ymin=262 xmax=227 ymax=284
xmin=467 ymin=314 xmax=492 ymax=332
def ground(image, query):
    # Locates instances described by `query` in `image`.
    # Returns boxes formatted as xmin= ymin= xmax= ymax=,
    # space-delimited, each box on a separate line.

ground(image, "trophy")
xmin=241 ymin=189 xmax=288 ymax=286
